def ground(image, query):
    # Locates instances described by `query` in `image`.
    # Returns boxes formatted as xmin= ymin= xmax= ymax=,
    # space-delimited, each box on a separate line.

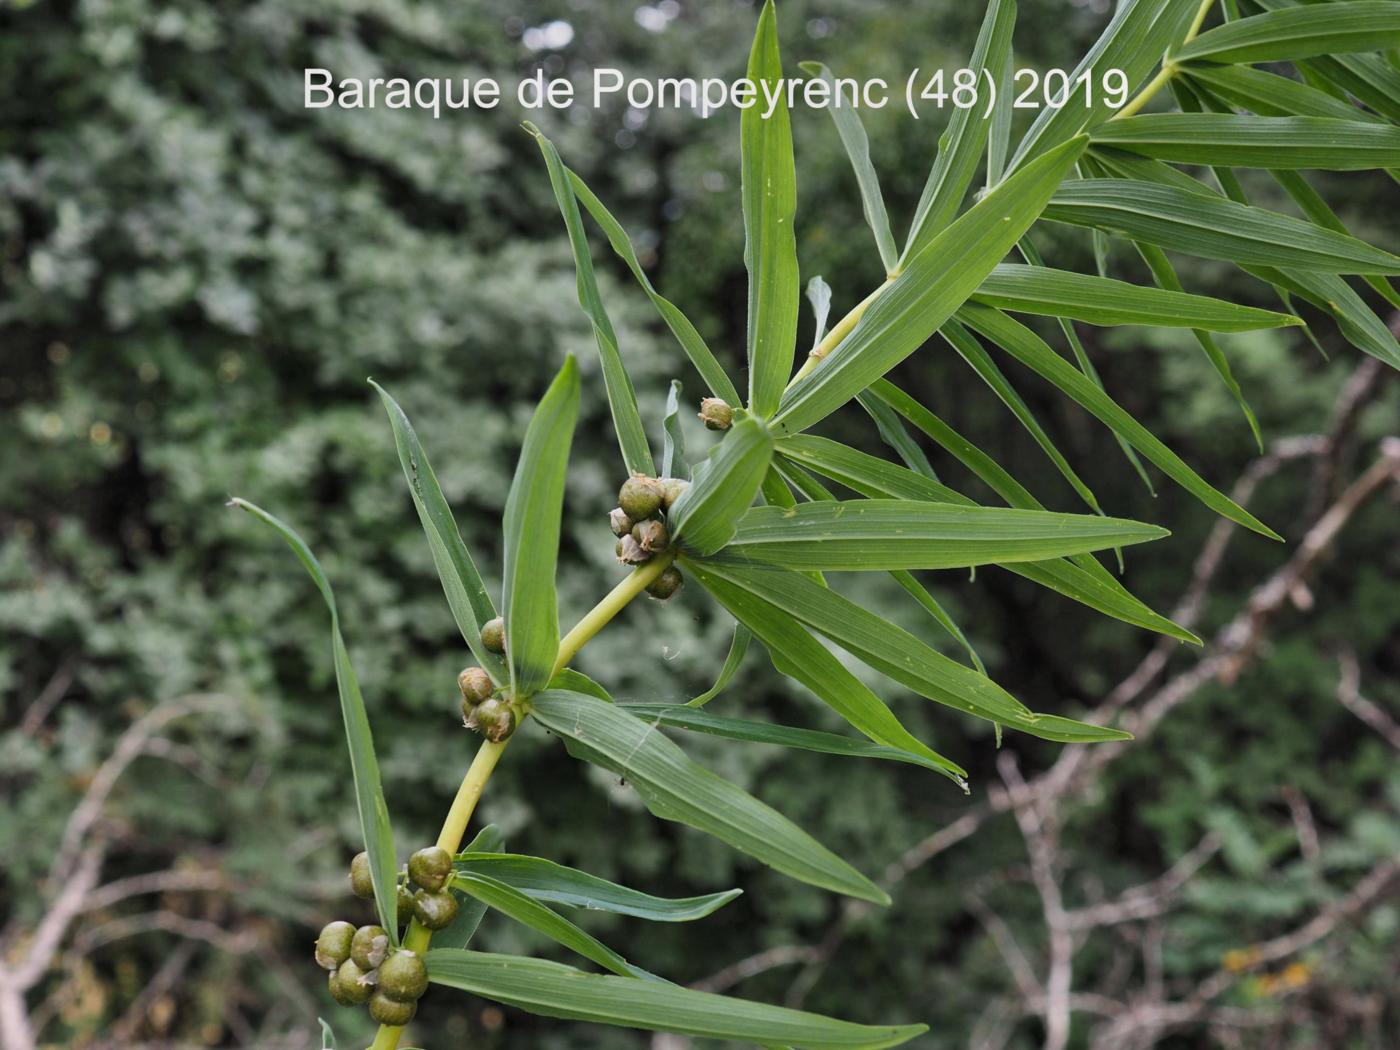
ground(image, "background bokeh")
xmin=2 ymin=2 xmax=1397 ymax=1048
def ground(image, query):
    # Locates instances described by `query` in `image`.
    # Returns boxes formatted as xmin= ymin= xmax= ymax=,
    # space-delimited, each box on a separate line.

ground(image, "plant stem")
xmin=367 ymin=556 xmax=672 ymax=1050
xmin=1112 ymin=0 xmax=1216 ymax=120
xmin=786 ymin=279 xmax=892 ymax=390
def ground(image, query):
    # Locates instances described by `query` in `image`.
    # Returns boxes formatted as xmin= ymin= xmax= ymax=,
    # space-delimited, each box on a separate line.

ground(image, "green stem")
xmin=367 ymin=556 xmax=672 ymax=1050
xmin=1111 ymin=0 xmax=1215 ymax=121
xmin=786 ymin=280 xmax=892 ymax=390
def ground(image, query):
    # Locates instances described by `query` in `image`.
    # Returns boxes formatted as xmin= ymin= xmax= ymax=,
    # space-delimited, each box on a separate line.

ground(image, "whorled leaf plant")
xmin=232 ymin=0 xmax=1400 ymax=1045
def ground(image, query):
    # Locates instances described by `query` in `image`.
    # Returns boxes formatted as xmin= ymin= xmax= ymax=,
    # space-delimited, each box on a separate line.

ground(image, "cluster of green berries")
xmin=317 ymin=847 xmax=459 ymax=1023
xmin=611 ymin=473 xmax=684 ymax=600
xmin=457 ymin=617 xmax=517 ymax=741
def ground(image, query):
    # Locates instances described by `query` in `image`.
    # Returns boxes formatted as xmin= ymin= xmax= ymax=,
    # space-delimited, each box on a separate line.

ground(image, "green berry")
xmin=315 ymin=920 xmax=356 ymax=971
xmin=413 ymin=887 xmax=459 ymax=930
xmin=349 ymin=852 xmax=374 ymax=899
xmin=466 ymin=697 xmax=516 ymax=743
xmin=377 ymin=950 xmax=429 ymax=1002
xmin=328 ymin=968 xmax=357 ymax=1006
xmin=369 ymin=990 xmax=417 ymax=1025
xmin=408 ymin=846 xmax=453 ymax=893
xmin=618 ymin=475 xmax=664 ymax=519
xmin=631 ymin=519 xmax=669 ymax=554
xmin=659 ymin=477 xmax=689 ymax=509
xmin=480 ymin=616 xmax=505 ymax=654
xmin=458 ymin=666 xmax=493 ymax=705
xmin=699 ymin=397 xmax=733 ymax=430
xmin=333 ymin=959 xmax=373 ymax=1005
xmin=351 ymin=924 xmax=389 ymax=971
xmin=608 ymin=507 xmax=634 ymax=537
xmin=397 ymin=884 xmax=416 ymax=920
xmin=646 ymin=565 xmax=684 ymax=601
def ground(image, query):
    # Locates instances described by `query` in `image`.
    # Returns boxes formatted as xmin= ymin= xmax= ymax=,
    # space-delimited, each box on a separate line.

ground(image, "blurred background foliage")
xmin=0 ymin=1 xmax=1396 ymax=1048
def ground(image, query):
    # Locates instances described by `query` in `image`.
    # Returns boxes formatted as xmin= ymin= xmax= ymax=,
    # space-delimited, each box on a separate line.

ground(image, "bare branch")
xmin=1335 ymin=648 xmax=1400 ymax=751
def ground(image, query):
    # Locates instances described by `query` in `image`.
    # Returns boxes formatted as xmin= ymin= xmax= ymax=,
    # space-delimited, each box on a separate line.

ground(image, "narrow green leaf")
xmin=775 ymin=137 xmax=1088 ymax=435
xmin=889 ymin=570 xmax=986 ymax=674
xmin=667 ymin=416 xmax=774 ymax=556
xmin=425 ymin=950 xmax=928 ymax=1048
xmin=1295 ymin=49 xmax=1400 ymax=125
xmin=806 ymin=275 xmax=833 ymax=347
xmin=661 ymin=380 xmax=688 ymax=480
xmin=1254 ymin=266 xmax=1400 ymax=370
xmin=623 ymin=703 xmax=966 ymax=777
xmin=434 ymin=824 xmax=505 ymax=950
xmin=687 ymin=623 xmax=751 ymax=707
xmin=229 ymin=499 xmax=399 ymax=942
xmin=942 ymin=318 xmax=1105 ymax=514
xmin=528 ymin=125 xmax=654 ymax=476
xmin=503 ymin=357 xmax=581 ymax=696
xmin=371 ymin=382 xmax=505 ymax=684
xmin=694 ymin=559 xmax=1129 ymax=743
xmin=567 ymin=170 xmax=741 ymax=405
xmin=742 ymin=0 xmax=800 ymax=417
xmin=958 ymin=304 xmax=1281 ymax=538
xmin=531 ymin=689 xmax=889 ymax=903
xmin=1176 ymin=2 xmax=1400 ymax=63
xmin=719 ymin=500 xmax=1167 ymax=571
xmin=686 ymin=562 xmax=967 ymax=782
xmin=1091 ymin=113 xmax=1400 ymax=170
xmin=974 ymin=263 xmax=1301 ymax=331
xmin=1007 ymin=0 xmax=1198 ymax=170
xmin=801 ymin=62 xmax=898 ymax=272
xmin=452 ymin=872 xmax=656 ymax=980
xmin=857 ymin=390 xmax=941 ymax=481
xmin=986 ymin=42 xmax=1015 ymax=189
xmin=902 ymin=0 xmax=1016 ymax=260
xmin=457 ymin=852 xmax=741 ymax=922
xmin=547 ymin=667 xmax=615 ymax=704
xmin=1044 ymin=179 xmax=1400 ymax=274
xmin=1183 ymin=63 xmax=1383 ymax=122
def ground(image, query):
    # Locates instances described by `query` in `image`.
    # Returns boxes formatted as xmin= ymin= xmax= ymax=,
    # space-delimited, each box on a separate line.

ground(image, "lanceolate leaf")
xmin=372 ymin=382 xmax=505 ymax=684
xmin=667 ymin=416 xmax=774 ymax=555
xmin=693 ymin=559 xmax=1129 ymax=743
xmin=229 ymin=499 xmax=399 ymax=943
xmin=774 ymin=429 xmax=1198 ymax=643
xmin=528 ymin=125 xmax=654 ymax=476
xmin=801 ymin=61 xmax=898 ymax=272
xmin=742 ymin=0 xmax=800 ymax=418
xmin=1043 ymin=179 xmax=1400 ymax=274
xmin=889 ymin=569 xmax=986 ymax=674
xmin=425 ymin=950 xmax=928 ymax=1048
xmin=1175 ymin=2 xmax=1400 ymax=64
xmin=661 ymin=379 xmax=688 ymax=480
xmin=719 ymin=500 xmax=1167 ymax=571
xmin=1090 ymin=114 xmax=1400 ymax=170
xmin=451 ymin=872 xmax=656 ymax=980
xmin=902 ymin=0 xmax=1015 ymax=260
xmin=958 ymin=304 xmax=1281 ymax=539
xmin=531 ymin=689 xmax=889 ymax=903
xmin=567 ymin=170 xmax=741 ymax=405
xmin=973 ymin=263 xmax=1301 ymax=331
xmin=1007 ymin=0 xmax=1198 ymax=171
xmin=688 ymin=623 xmax=751 ymax=707
xmin=622 ymin=703 xmax=967 ymax=777
xmin=685 ymin=562 xmax=967 ymax=782
xmin=857 ymin=390 xmax=940 ymax=480
xmin=503 ymin=357 xmax=580 ymax=696
xmin=455 ymin=852 xmax=741 ymax=922
xmin=774 ymin=137 xmax=1087 ymax=435
xmin=1183 ymin=63 xmax=1383 ymax=122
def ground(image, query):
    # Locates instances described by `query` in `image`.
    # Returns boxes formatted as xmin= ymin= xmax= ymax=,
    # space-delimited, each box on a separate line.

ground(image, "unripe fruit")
xmin=407 ymin=846 xmax=453 ymax=893
xmin=699 ymin=397 xmax=733 ymax=430
xmin=377 ymin=950 xmax=429 ymax=1002
xmin=458 ymin=666 xmax=493 ymax=705
xmin=315 ymin=920 xmax=356 ymax=971
xmin=467 ymin=697 xmax=516 ymax=743
xmin=618 ymin=474 xmax=664 ymax=519
xmin=646 ymin=565 xmax=684 ymax=601
xmin=660 ymin=477 xmax=689 ymax=509
xmin=631 ymin=519 xmax=669 ymax=554
xmin=617 ymin=535 xmax=650 ymax=564
xmin=608 ymin=507 xmax=633 ymax=537
xmin=333 ymin=959 xmax=373 ymax=1005
xmin=413 ymin=888 xmax=459 ymax=930
xmin=349 ymin=852 xmax=373 ymax=899
xmin=397 ymin=884 xmax=416 ymax=920
xmin=328 ymin=968 xmax=357 ymax=1006
xmin=480 ymin=616 xmax=505 ymax=654
xmin=369 ymin=990 xmax=417 ymax=1026
xmin=351 ymin=924 xmax=389 ymax=971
